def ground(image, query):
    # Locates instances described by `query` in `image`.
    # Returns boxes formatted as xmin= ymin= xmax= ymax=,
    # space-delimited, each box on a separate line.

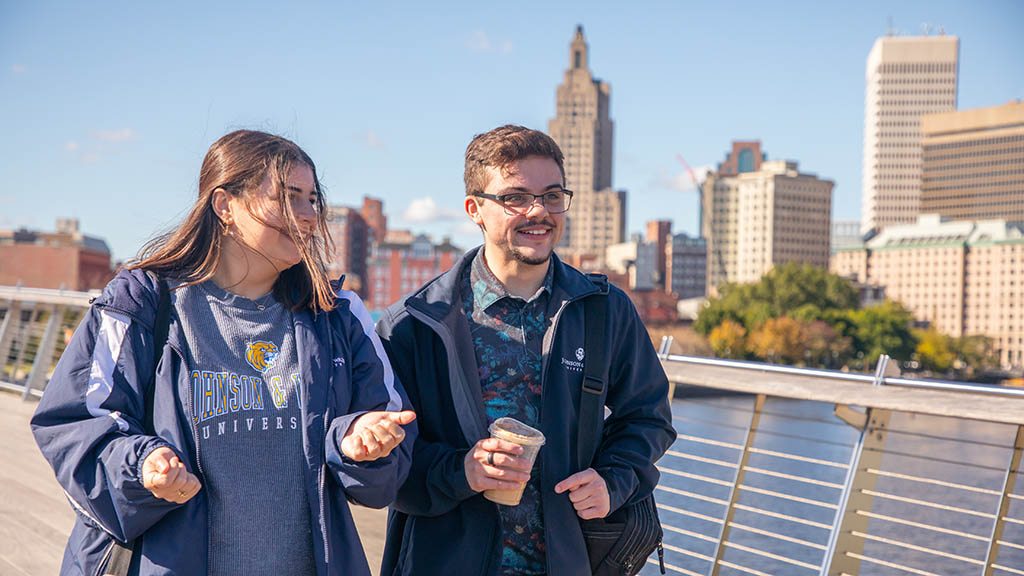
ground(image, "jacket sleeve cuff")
xmin=448 ymin=448 xmax=479 ymax=501
xmin=333 ymin=411 xmax=369 ymax=463
xmin=134 ymin=437 xmax=177 ymax=486
xmin=596 ymin=466 xmax=632 ymax=514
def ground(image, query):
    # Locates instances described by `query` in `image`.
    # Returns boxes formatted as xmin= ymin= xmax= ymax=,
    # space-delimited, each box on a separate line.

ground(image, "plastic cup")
xmin=483 ymin=417 xmax=546 ymax=506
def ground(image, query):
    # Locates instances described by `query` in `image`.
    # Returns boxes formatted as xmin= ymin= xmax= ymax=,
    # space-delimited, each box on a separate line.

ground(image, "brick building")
xmin=366 ymin=234 xmax=461 ymax=312
xmin=0 ymin=219 xmax=113 ymax=291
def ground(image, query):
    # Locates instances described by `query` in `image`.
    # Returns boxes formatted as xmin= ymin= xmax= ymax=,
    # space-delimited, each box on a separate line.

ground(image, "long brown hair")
xmin=128 ymin=130 xmax=336 ymax=311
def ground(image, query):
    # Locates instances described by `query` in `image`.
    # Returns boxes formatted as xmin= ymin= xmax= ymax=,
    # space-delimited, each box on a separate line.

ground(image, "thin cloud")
xmin=12 ymin=64 xmax=26 ymax=74
xmin=466 ymin=30 xmax=491 ymax=52
xmin=653 ymin=164 xmax=714 ymax=192
xmin=364 ymin=129 xmax=385 ymax=150
xmin=453 ymin=220 xmax=481 ymax=236
xmin=96 ymin=128 xmax=139 ymax=142
xmin=63 ymin=141 xmax=80 ymax=152
xmin=402 ymin=197 xmax=462 ymax=223
xmin=466 ymin=30 xmax=513 ymax=54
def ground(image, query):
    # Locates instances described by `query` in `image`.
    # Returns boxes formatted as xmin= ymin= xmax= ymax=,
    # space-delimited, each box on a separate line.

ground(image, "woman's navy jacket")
xmin=31 ymin=269 xmax=415 ymax=575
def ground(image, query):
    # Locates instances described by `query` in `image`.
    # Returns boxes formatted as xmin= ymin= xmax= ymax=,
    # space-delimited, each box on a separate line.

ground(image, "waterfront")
xmin=648 ymin=393 xmax=1024 ymax=575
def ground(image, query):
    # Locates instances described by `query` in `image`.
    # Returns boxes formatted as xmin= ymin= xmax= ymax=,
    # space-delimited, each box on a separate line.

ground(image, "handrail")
xmin=663 ymin=353 xmax=1024 ymax=398
xmin=661 ymin=354 xmax=1024 ymax=426
xmin=0 ymin=285 xmax=98 ymax=307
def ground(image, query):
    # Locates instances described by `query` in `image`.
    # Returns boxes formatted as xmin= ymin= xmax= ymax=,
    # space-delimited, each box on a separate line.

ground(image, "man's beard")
xmin=507 ymin=245 xmax=551 ymax=266
xmin=504 ymin=218 xmax=556 ymax=266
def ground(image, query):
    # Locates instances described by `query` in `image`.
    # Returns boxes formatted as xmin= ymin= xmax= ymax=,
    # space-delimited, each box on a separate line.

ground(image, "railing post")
xmin=659 ymin=336 xmax=676 ymax=399
xmin=821 ymin=355 xmax=897 ymax=575
xmin=10 ymin=305 xmax=39 ymax=384
xmin=0 ymin=299 xmax=23 ymax=379
xmin=709 ymin=393 xmax=766 ymax=576
xmin=24 ymin=305 xmax=61 ymax=399
xmin=982 ymin=424 xmax=1024 ymax=575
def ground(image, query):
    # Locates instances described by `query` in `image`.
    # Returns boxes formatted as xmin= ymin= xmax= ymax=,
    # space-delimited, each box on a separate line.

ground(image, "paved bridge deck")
xmin=0 ymin=391 xmax=388 ymax=576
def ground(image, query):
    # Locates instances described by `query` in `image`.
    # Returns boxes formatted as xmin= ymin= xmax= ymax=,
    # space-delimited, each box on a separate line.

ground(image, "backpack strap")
xmin=577 ymin=274 xmax=609 ymax=471
xmin=145 ymin=274 xmax=171 ymax=434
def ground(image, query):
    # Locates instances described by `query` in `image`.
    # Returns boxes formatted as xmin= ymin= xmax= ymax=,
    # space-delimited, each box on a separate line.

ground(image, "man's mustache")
xmin=515 ymin=219 xmax=556 ymax=231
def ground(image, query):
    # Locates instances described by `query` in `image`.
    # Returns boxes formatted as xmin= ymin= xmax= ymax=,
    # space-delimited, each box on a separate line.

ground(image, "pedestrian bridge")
xmin=3 ymin=285 xmax=1024 ymax=575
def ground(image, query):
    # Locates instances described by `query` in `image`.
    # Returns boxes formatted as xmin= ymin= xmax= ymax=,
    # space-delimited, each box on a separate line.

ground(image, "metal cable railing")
xmin=649 ymin=348 xmax=1024 ymax=576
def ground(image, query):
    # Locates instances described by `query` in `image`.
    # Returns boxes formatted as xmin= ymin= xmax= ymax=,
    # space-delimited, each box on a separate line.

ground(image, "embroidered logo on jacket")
xmin=562 ymin=347 xmax=584 ymax=373
xmin=245 ymin=341 xmax=279 ymax=372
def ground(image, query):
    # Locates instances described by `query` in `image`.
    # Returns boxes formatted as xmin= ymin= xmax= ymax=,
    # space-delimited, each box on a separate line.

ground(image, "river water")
xmin=638 ymin=394 xmax=1024 ymax=575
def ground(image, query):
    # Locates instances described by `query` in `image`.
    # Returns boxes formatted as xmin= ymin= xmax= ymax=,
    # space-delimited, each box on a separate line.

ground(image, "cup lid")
xmin=489 ymin=417 xmax=546 ymax=445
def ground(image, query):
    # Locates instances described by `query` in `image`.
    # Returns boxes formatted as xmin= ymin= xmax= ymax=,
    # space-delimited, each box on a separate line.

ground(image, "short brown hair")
xmin=464 ymin=125 xmax=565 ymax=195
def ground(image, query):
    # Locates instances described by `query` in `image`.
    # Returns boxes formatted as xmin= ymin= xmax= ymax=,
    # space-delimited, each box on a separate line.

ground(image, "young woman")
xmin=32 ymin=130 xmax=416 ymax=576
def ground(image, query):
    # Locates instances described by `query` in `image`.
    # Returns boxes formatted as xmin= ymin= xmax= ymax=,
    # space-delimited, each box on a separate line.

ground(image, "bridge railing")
xmin=654 ymin=343 xmax=1024 ymax=576
xmin=0 ymin=285 xmax=95 ymax=399
xmin=6 ymin=285 xmax=1024 ymax=574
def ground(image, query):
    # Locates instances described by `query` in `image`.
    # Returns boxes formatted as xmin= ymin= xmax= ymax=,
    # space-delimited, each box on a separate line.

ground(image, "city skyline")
xmin=2 ymin=1 xmax=1022 ymax=261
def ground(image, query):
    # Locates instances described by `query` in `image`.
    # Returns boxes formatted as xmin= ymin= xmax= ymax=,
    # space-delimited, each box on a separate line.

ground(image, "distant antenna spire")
xmin=887 ymin=15 xmax=894 ymax=37
xmin=570 ymin=25 xmax=587 ymax=70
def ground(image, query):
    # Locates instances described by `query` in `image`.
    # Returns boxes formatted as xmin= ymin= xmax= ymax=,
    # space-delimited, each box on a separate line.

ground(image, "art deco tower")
xmin=549 ymin=26 xmax=625 ymax=264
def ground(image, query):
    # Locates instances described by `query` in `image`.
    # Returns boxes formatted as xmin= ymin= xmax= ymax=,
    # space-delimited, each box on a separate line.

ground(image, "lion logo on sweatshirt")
xmin=246 ymin=341 xmax=280 ymax=373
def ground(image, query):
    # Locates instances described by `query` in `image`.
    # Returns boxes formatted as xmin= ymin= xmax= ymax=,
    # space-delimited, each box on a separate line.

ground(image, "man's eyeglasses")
xmin=472 ymin=189 xmax=574 ymax=215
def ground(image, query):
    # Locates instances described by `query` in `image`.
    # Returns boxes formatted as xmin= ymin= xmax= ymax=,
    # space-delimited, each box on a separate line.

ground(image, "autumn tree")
xmin=709 ymin=320 xmax=748 ymax=359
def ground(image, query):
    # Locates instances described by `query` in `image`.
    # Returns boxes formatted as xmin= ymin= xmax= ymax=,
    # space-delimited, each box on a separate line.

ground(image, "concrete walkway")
xmin=0 ymin=391 xmax=388 ymax=575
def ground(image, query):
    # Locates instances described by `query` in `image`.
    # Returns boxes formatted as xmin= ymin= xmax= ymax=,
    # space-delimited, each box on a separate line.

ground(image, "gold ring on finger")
xmin=177 ymin=490 xmax=188 ymax=498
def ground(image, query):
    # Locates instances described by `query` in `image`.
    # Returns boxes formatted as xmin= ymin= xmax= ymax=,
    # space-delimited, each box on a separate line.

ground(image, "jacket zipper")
xmin=179 ymin=341 xmax=212 ymax=575
xmin=94 ymin=540 xmax=115 ymax=576
xmin=538 ymin=296 xmax=575 ymax=576
xmin=405 ymin=307 xmax=488 ymax=441
xmin=320 ymin=410 xmax=329 ymax=567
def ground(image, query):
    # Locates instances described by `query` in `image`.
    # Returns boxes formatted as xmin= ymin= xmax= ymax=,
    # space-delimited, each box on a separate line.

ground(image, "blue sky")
xmin=3 ymin=0 xmax=1022 ymax=261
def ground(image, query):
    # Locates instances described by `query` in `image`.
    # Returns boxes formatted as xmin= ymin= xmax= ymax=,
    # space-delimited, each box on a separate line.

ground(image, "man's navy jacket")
xmin=376 ymin=247 xmax=676 ymax=576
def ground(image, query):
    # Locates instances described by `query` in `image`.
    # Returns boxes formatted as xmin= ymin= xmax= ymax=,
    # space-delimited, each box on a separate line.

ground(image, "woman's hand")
xmin=142 ymin=447 xmax=202 ymax=504
xmin=341 ymin=410 xmax=417 ymax=462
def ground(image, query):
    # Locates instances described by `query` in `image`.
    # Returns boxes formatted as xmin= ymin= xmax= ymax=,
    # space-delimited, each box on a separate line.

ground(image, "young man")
xmin=376 ymin=125 xmax=676 ymax=576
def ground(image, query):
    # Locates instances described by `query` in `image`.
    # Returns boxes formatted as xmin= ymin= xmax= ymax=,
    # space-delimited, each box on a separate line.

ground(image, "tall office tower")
xmin=700 ymin=142 xmax=765 ymax=288
xmin=921 ymin=100 xmax=1024 ymax=224
xmin=548 ymin=26 xmax=625 ymax=264
xmin=703 ymin=149 xmax=833 ymax=295
xmin=861 ymin=35 xmax=958 ymax=235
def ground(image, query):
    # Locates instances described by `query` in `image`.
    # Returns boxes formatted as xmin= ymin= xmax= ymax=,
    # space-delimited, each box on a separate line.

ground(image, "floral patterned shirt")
xmin=461 ymin=250 xmax=554 ymax=575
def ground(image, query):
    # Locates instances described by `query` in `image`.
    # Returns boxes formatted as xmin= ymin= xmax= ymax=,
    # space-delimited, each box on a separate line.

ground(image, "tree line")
xmin=693 ymin=263 xmax=997 ymax=377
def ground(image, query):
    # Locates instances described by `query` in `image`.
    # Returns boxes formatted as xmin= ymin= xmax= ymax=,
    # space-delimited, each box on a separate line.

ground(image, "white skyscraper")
xmin=861 ymin=35 xmax=958 ymax=235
